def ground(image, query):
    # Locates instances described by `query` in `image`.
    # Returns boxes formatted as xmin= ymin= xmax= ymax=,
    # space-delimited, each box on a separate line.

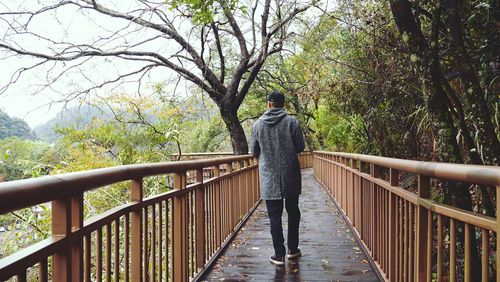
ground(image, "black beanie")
xmin=267 ymin=90 xmax=285 ymax=104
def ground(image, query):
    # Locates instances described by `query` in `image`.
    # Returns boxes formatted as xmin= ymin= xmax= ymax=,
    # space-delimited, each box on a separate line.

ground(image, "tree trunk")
xmin=220 ymin=109 xmax=249 ymax=155
xmin=442 ymin=0 xmax=500 ymax=166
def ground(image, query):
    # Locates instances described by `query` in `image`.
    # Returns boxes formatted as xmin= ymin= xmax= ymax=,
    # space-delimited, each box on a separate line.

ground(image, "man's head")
xmin=267 ymin=90 xmax=285 ymax=109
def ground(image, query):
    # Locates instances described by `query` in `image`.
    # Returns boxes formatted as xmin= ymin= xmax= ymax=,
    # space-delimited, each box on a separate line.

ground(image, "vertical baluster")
xmin=416 ymin=175 xmax=430 ymax=282
xmin=464 ymin=223 xmax=471 ymax=282
xmin=196 ymin=169 xmax=206 ymax=270
xmin=383 ymin=188 xmax=386 ymax=273
xmin=370 ymin=164 xmax=379 ymax=259
xmin=450 ymin=218 xmax=456 ymax=282
xmin=359 ymin=162 xmax=364 ymax=239
xmin=39 ymin=258 xmax=48 ymax=282
xmin=97 ymin=228 xmax=103 ymax=282
xmin=114 ymin=219 xmax=119 ymax=282
xmin=426 ymin=211 xmax=432 ymax=282
xmin=16 ymin=269 xmax=26 ymax=282
xmin=151 ymin=204 xmax=156 ymax=281
xmin=165 ymin=200 xmax=169 ymax=281
xmin=243 ymin=160 xmax=248 ymax=216
xmin=143 ymin=207 xmax=148 ymax=282
xmin=389 ymin=168 xmax=399 ymax=281
xmin=221 ymin=178 xmax=229 ymax=241
xmin=213 ymin=165 xmax=221 ymax=248
xmin=437 ymin=214 xmax=443 ymax=282
xmin=481 ymin=229 xmax=488 ymax=282
xmin=124 ymin=213 xmax=129 ymax=282
xmin=408 ymin=204 xmax=414 ymax=281
xmin=190 ymin=191 xmax=195 ymax=277
xmin=84 ymin=235 xmax=91 ymax=282
xmin=206 ymin=183 xmax=211 ymax=256
xmin=403 ymin=200 xmax=408 ymax=282
xmin=158 ymin=201 xmax=163 ymax=282
xmin=226 ymin=162 xmax=234 ymax=231
xmin=106 ymin=223 xmax=111 ymax=282
xmin=131 ymin=178 xmax=143 ymax=282
xmin=210 ymin=183 xmax=215 ymax=255
xmin=397 ymin=197 xmax=402 ymax=281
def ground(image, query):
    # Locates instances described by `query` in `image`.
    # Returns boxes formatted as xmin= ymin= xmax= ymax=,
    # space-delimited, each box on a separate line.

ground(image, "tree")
xmin=0 ymin=0 xmax=313 ymax=154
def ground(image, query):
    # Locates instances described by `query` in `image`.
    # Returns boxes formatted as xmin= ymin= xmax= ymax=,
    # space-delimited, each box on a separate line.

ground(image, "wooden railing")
xmin=313 ymin=151 xmax=500 ymax=282
xmin=298 ymin=152 xmax=313 ymax=169
xmin=0 ymin=155 xmax=259 ymax=281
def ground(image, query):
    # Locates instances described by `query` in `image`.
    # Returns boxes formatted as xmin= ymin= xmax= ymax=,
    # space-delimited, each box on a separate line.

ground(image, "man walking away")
xmin=250 ymin=90 xmax=305 ymax=266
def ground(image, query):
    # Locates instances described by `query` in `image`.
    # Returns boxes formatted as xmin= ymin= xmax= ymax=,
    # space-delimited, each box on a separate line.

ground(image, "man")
xmin=251 ymin=90 xmax=305 ymax=266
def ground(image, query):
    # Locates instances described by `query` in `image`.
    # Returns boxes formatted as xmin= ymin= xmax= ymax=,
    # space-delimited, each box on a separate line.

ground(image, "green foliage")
xmin=169 ymin=0 xmax=243 ymax=24
xmin=0 ymin=109 xmax=35 ymax=140
xmin=314 ymin=105 xmax=364 ymax=153
xmin=0 ymin=137 xmax=51 ymax=181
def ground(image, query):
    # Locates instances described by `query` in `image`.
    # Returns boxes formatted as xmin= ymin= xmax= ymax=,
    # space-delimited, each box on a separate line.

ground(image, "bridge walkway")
xmin=202 ymin=169 xmax=381 ymax=281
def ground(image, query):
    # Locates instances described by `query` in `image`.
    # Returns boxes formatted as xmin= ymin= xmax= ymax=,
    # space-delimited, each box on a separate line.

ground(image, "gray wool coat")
xmin=251 ymin=108 xmax=305 ymax=200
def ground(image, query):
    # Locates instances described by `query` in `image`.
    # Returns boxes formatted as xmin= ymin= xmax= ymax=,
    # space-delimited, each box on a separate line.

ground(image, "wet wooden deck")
xmin=202 ymin=169 xmax=381 ymax=281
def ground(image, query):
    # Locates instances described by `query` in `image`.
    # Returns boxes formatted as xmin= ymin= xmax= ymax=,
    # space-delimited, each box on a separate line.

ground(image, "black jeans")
xmin=265 ymin=197 xmax=300 ymax=257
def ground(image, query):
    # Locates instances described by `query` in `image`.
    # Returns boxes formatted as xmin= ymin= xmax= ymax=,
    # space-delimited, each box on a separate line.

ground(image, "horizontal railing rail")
xmin=0 ymin=155 xmax=260 ymax=281
xmin=313 ymin=151 xmax=500 ymax=282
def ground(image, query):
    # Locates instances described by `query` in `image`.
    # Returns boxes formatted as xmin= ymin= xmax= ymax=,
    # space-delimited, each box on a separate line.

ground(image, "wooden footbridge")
xmin=1 ymin=152 xmax=499 ymax=281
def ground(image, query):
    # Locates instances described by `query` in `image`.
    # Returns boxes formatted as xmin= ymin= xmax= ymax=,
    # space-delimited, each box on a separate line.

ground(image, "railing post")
xmin=195 ymin=169 xmax=205 ymax=270
xmin=130 ymin=178 xmax=143 ymax=282
xmin=173 ymin=171 xmax=188 ymax=282
xmin=389 ymin=169 xmax=399 ymax=281
xmin=416 ymin=175 xmax=430 ymax=282
xmin=51 ymin=199 xmax=69 ymax=282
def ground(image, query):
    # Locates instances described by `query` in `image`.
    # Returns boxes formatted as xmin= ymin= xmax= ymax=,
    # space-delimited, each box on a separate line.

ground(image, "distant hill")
xmin=33 ymin=105 xmax=111 ymax=142
xmin=0 ymin=109 xmax=35 ymax=140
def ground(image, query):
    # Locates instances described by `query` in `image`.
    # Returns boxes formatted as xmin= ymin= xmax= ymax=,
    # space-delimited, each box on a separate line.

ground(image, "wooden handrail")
xmin=313 ymin=151 xmax=500 ymax=282
xmin=0 ymin=155 xmax=252 ymax=214
xmin=314 ymin=151 xmax=500 ymax=186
